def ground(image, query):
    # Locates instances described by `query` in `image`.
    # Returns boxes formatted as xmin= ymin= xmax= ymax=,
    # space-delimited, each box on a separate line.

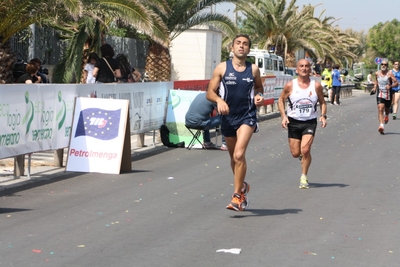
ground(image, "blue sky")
xmin=216 ymin=0 xmax=400 ymax=32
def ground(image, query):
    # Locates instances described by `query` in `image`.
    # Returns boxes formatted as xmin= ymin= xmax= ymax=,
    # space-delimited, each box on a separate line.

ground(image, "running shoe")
xmin=378 ymin=126 xmax=384 ymax=135
xmin=384 ymin=116 xmax=389 ymax=124
xmin=226 ymin=193 xmax=249 ymax=211
xmin=299 ymin=174 xmax=309 ymax=189
xmin=393 ymin=113 xmax=397 ymax=120
xmin=241 ymin=181 xmax=250 ymax=196
xmin=298 ymin=154 xmax=303 ymax=162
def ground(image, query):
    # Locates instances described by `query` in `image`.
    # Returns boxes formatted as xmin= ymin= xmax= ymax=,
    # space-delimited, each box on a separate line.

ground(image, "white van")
xmin=229 ymin=48 xmax=287 ymax=76
xmin=246 ymin=49 xmax=286 ymax=76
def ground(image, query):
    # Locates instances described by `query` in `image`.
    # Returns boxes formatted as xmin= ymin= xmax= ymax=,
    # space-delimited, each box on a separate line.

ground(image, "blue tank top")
xmin=392 ymin=69 xmax=400 ymax=91
xmin=219 ymin=60 xmax=257 ymax=126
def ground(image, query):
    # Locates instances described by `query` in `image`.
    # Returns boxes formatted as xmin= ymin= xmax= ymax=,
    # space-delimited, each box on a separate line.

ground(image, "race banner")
xmin=76 ymin=82 xmax=171 ymax=134
xmin=0 ymin=82 xmax=171 ymax=159
xmin=0 ymin=85 xmax=76 ymax=159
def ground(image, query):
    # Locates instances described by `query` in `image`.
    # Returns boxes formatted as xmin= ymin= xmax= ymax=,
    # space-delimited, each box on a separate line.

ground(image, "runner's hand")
xmin=281 ymin=117 xmax=289 ymax=129
xmin=254 ymin=94 xmax=264 ymax=107
xmin=216 ymin=99 xmax=229 ymax=115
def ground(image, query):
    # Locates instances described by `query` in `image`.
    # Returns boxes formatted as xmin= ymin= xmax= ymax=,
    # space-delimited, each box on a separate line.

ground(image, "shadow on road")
xmin=309 ymin=183 xmax=349 ymax=188
xmin=230 ymin=208 xmax=302 ymax=218
xmin=0 ymin=208 xmax=32 ymax=214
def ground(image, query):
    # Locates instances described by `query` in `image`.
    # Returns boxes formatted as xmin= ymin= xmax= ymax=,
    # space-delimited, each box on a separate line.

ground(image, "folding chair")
xmin=185 ymin=125 xmax=206 ymax=150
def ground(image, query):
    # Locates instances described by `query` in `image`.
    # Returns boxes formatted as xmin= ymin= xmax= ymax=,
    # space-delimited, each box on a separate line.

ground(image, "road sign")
xmin=375 ymin=57 xmax=382 ymax=64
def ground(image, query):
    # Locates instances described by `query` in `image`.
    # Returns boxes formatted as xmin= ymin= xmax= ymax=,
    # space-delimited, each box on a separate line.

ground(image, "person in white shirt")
xmin=367 ymin=71 xmax=373 ymax=84
xmin=83 ymin=52 xmax=99 ymax=84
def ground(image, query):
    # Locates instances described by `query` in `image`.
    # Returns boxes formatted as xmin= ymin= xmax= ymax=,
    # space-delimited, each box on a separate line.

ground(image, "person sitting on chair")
xmin=185 ymin=92 xmax=227 ymax=150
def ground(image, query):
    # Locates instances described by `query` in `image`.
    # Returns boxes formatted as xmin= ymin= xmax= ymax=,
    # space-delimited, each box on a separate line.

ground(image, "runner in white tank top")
xmin=278 ymin=59 xmax=327 ymax=189
xmin=372 ymin=60 xmax=398 ymax=134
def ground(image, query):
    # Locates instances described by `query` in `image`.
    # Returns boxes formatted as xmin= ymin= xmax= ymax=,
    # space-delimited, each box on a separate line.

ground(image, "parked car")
xmin=285 ymin=67 xmax=296 ymax=76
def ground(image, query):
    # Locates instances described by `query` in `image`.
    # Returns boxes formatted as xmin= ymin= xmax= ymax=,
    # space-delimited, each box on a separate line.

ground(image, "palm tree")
xmin=49 ymin=0 xmax=170 ymax=83
xmin=236 ymin=0 xmax=321 ymax=64
xmin=143 ymin=0 xmax=238 ymax=82
xmin=236 ymin=0 xmax=359 ymax=67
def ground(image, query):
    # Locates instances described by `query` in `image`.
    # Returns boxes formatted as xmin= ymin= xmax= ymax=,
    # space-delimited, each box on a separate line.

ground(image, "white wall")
xmin=170 ymin=27 xmax=222 ymax=81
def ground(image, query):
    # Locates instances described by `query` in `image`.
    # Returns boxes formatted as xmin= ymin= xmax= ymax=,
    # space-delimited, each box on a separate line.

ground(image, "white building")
xmin=170 ymin=26 xmax=223 ymax=81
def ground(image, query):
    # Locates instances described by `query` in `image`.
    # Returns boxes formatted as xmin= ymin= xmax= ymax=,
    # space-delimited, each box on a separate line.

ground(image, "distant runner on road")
xmin=371 ymin=60 xmax=398 ymax=134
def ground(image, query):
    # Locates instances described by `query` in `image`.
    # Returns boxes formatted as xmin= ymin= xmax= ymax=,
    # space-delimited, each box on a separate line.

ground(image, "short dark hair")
xmin=88 ymin=52 xmax=99 ymax=62
xmin=25 ymin=63 xmax=38 ymax=74
xmin=29 ymin=58 xmax=41 ymax=66
xmin=232 ymin=34 xmax=252 ymax=48
xmin=100 ymin=44 xmax=115 ymax=58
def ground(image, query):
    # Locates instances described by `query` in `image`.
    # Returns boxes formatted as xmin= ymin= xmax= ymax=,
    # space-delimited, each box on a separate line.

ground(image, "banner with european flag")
xmin=75 ymin=108 xmax=121 ymax=140
xmin=66 ymin=97 xmax=131 ymax=174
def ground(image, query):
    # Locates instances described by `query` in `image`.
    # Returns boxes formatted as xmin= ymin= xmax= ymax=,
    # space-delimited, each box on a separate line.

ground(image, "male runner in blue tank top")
xmin=278 ymin=59 xmax=327 ymax=189
xmin=389 ymin=61 xmax=400 ymax=119
xmin=207 ymin=34 xmax=264 ymax=211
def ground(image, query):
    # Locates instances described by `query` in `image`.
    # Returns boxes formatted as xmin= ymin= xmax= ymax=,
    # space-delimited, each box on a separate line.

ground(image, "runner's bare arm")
xmin=206 ymin=62 xmax=229 ymax=115
xmin=389 ymin=72 xmax=398 ymax=88
xmin=252 ymin=64 xmax=264 ymax=107
xmin=278 ymin=80 xmax=292 ymax=129
xmin=315 ymin=81 xmax=327 ymax=128
xmin=373 ymin=72 xmax=379 ymax=92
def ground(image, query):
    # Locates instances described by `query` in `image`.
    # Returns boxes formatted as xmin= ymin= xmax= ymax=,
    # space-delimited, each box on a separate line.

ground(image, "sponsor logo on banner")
xmin=170 ymin=91 xmax=181 ymax=109
xmin=75 ymin=108 xmax=121 ymax=140
xmin=57 ymin=91 xmax=67 ymax=130
xmin=22 ymin=91 xmax=34 ymax=134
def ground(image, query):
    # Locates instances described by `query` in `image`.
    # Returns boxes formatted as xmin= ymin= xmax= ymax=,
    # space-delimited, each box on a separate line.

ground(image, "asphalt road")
xmin=1 ymin=91 xmax=400 ymax=267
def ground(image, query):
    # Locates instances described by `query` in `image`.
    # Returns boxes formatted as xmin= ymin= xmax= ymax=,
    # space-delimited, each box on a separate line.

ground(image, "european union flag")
xmin=75 ymin=108 xmax=121 ymax=140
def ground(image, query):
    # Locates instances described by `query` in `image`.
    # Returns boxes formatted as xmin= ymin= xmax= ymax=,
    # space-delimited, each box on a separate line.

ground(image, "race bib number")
xmin=295 ymin=104 xmax=313 ymax=117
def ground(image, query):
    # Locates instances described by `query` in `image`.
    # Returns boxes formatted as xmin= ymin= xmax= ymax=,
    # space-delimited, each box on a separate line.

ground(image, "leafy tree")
xmin=367 ymin=19 xmax=400 ymax=62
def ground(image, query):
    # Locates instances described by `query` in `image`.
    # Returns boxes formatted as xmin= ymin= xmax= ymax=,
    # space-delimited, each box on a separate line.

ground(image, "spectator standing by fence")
xmin=29 ymin=58 xmax=48 ymax=83
xmin=331 ymin=64 xmax=343 ymax=105
xmin=17 ymin=63 xmax=39 ymax=84
xmin=83 ymin=52 xmax=99 ymax=84
xmin=92 ymin=44 xmax=121 ymax=83
xmin=367 ymin=71 xmax=373 ymax=84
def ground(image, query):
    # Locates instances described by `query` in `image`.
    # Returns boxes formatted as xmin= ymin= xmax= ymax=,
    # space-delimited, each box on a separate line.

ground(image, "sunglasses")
xmin=381 ymin=64 xmax=388 ymax=66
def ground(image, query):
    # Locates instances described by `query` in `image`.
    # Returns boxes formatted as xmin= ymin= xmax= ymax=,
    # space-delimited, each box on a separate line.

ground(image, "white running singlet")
xmin=377 ymin=73 xmax=391 ymax=100
xmin=287 ymin=78 xmax=318 ymax=121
